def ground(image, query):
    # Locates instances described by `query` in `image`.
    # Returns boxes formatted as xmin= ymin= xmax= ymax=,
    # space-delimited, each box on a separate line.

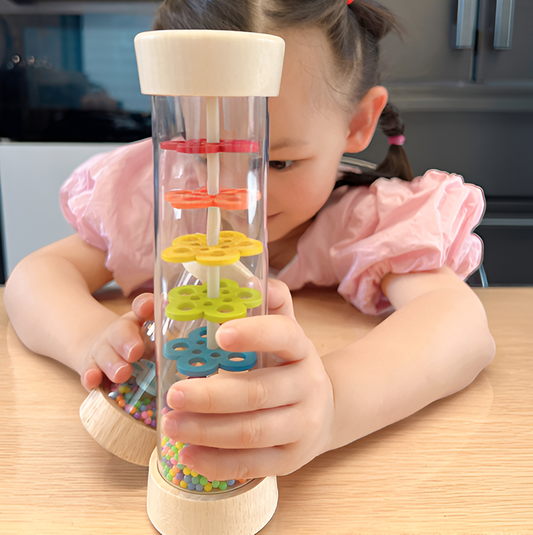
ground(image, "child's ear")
xmin=344 ymin=86 xmax=388 ymax=153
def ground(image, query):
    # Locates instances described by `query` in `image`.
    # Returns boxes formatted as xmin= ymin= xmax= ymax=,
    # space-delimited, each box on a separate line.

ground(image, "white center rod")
xmin=206 ymin=97 xmax=221 ymax=350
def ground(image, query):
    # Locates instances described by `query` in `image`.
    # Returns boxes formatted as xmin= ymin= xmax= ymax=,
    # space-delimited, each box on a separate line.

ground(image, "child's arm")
xmin=4 ymin=234 xmax=153 ymax=389
xmin=163 ymin=268 xmax=495 ymax=480
xmin=321 ymin=266 xmax=495 ymax=451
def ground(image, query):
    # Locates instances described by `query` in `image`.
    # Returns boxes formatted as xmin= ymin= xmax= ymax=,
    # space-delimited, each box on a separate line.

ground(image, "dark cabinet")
xmin=378 ymin=0 xmax=474 ymax=83
xmin=357 ymin=0 xmax=533 ymax=285
xmin=373 ymin=0 xmax=533 ymax=111
xmin=476 ymin=0 xmax=533 ymax=83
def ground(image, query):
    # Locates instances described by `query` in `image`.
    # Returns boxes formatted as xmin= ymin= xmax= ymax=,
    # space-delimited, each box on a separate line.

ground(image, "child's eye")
xmin=269 ymin=160 xmax=293 ymax=171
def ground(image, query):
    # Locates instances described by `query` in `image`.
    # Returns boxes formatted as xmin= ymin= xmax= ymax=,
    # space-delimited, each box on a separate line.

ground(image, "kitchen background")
xmin=0 ymin=0 xmax=532 ymax=286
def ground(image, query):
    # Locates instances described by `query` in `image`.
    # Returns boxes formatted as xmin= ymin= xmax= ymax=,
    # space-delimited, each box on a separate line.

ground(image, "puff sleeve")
xmin=60 ymin=138 xmax=154 ymax=295
xmin=278 ymin=170 xmax=485 ymax=315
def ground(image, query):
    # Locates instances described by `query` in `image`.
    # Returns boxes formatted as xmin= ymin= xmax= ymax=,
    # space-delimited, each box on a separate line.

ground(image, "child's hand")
xmin=162 ymin=280 xmax=335 ymax=481
xmin=81 ymin=293 xmax=154 ymax=390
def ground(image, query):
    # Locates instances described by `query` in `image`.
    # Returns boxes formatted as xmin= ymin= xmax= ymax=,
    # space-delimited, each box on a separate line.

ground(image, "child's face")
xmin=266 ymin=29 xmax=353 ymax=243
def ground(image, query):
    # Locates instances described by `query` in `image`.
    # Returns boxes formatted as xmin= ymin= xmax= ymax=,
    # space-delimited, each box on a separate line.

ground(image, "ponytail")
xmin=375 ymin=103 xmax=414 ymax=181
xmin=335 ymin=102 xmax=414 ymax=189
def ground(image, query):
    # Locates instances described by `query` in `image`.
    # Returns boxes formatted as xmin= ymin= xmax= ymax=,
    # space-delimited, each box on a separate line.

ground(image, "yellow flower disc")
xmin=162 ymin=231 xmax=263 ymax=266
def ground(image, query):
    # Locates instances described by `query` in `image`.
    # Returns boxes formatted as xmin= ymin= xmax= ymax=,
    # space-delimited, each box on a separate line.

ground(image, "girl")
xmin=4 ymin=0 xmax=495 ymax=481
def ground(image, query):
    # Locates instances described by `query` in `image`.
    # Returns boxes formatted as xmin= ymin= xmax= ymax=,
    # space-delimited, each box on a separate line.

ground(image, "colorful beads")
xmin=160 ymin=435 xmax=248 ymax=494
xmin=162 ymin=231 xmax=263 ymax=266
xmin=108 ymin=378 xmax=157 ymax=429
xmin=163 ymin=326 xmax=257 ymax=377
xmin=166 ymin=279 xmax=262 ymax=323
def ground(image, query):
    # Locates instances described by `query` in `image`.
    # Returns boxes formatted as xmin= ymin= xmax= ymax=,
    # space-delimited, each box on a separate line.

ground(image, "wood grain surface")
xmin=1 ymin=287 xmax=532 ymax=534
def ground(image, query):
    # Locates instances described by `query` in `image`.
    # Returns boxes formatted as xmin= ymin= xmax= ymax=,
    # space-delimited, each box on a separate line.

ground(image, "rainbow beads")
xmin=108 ymin=378 xmax=157 ymax=428
xmin=160 ymin=435 xmax=248 ymax=493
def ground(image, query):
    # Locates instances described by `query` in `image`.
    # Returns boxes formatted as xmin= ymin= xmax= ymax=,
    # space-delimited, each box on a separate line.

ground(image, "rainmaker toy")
xmin=135 ymin=29 xmax=284 ymax=534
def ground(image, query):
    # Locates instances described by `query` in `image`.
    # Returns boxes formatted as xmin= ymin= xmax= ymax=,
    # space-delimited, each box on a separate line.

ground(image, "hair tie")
xmin=347 ymin=0 xmax=354 ymax=4
xmin=388 ymin=134 xmax=406 ymax=146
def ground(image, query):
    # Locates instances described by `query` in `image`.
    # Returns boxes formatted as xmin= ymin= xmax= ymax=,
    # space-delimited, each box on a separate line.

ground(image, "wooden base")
xmin=147 ymin=449 xmax=278 ymax=535
xmin=79 ymin=386 xmax=156 ymax=466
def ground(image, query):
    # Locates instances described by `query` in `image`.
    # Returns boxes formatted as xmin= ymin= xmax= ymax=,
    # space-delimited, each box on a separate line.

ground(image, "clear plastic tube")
xmin=152 ymin=95 xmax=268 ymax=493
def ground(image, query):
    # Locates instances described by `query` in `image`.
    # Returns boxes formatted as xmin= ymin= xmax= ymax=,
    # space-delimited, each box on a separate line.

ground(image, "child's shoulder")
xmin=324 ymin=168 xmax=484 ymax=223
xmin=340 ymin=169 xmax=484 ymax=313
xmin=283 ymin=168 xmax=485 ymax=314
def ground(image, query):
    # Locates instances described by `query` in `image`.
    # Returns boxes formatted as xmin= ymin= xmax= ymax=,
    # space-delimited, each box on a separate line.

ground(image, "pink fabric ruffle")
xmin=60 ymin=139 xmax=155 ymax=295
xmin=278 ymin=170 xmax=485 ymax=315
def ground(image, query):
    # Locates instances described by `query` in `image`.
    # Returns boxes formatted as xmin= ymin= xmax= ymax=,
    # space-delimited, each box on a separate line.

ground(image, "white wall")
xmin=0 ymin=142 xmax=123 ymax=276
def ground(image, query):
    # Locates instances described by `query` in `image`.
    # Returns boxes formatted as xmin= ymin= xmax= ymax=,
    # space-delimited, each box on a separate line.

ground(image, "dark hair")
xmin=374 ymin=102 xmax=413 ymax=181
xmin=153 ymin=0 xmax=413 ymax=185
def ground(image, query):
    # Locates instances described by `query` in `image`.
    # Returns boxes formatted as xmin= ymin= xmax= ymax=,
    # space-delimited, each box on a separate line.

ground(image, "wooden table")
xmin=1 ymin=287 xmax=532 ymax=534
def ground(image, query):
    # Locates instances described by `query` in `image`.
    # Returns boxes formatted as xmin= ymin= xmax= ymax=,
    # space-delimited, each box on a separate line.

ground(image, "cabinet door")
xmin=476 ymin=0 xmax=533 ymax=83
xmin=378 ymin=0 xmax=475 ymax=83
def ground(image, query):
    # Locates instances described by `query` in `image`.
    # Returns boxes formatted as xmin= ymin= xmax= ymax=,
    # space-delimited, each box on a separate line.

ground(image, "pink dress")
xmin=60 ymin=138 xmax=484 ymax=315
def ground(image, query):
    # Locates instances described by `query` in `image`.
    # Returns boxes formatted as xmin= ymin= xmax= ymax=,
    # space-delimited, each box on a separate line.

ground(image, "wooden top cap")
xmin=135 ymin=30 xmax=285 ymax=97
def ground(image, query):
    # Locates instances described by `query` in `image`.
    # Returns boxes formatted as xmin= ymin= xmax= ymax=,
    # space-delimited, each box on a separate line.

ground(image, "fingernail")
xmin=167 ymin=389 xmax=185 ymax=409
xmin=83 ymin=368 xmax=100 ymax=390
xmin=112 ymin=362 xmax=129 ymax=380
xmin=123 ymin=341 xmax=138 ymax=361
xmin=134 ymin=295 xmax=149 ymax=308
xmin=132 ymin=297 xmax=146 ymax=308
xmin=217 ymin=327 xmax=237 ymax=347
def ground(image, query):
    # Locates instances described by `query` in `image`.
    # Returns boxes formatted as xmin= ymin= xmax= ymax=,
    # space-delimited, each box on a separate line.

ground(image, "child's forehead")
xmin=267 ymin=32 xmax=351 ymax=149
xmin=275 ymin=27 xmax=349 ymax=115
xmin=278 ymin=28 xmax=332 ymax=81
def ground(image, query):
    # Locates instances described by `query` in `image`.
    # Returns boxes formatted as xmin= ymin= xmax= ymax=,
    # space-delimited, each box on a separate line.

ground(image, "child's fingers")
xmin=81 ymin=359 xmax=103 ymax=391
xmin=216 ymin=314 xmax=313 ymax=363
xmin=162 ymin=405 xmax=303 ymax=450
xmin=106 ymin=312 xmax=146 ymax=363
xmin=90 ymin=317 xmax=136 ymax=383
xmin=80 ymin=302 xmax=154 ymax=390
xmin=91 ymin=339 xmax=132 ymax=384
xmin=166 ymin=363 xmax=307 ymax=414
xmin=177 ymin=444 xmax=292 ymax=482
xmin=267 ymin=279 xmax=295 ymax=319
xmin=131 ymin=294 xmax=156 ymax=358
xmin=132 ymin=293 xmax=154 ymax=321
